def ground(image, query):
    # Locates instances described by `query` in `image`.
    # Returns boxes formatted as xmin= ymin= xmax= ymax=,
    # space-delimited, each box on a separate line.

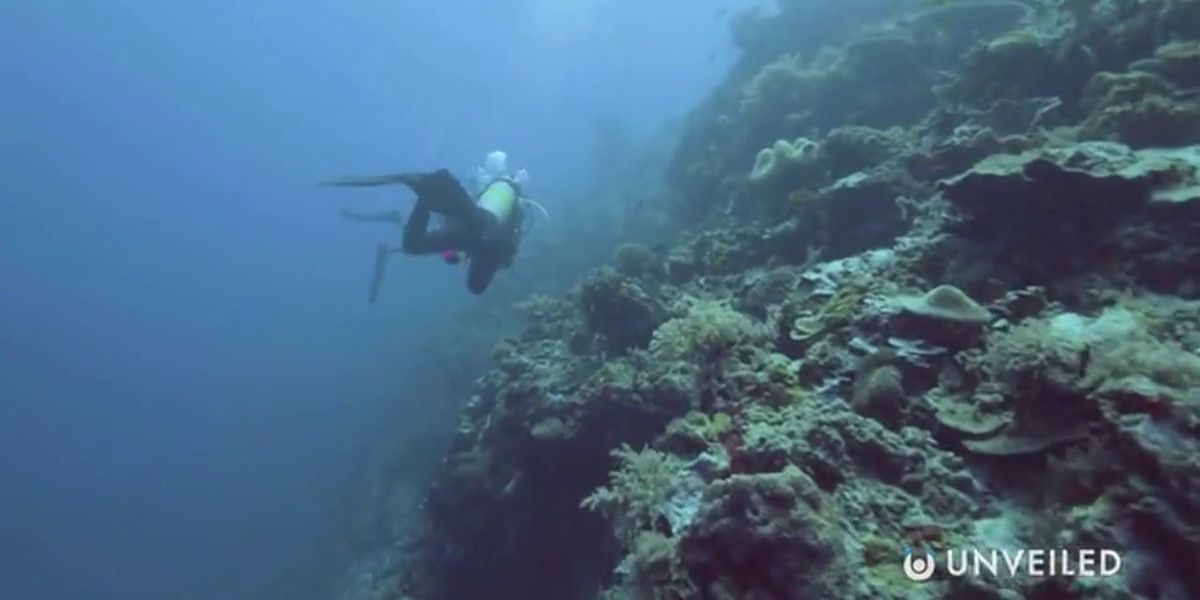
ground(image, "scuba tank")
xmin=477 ymin=177 xmax=521 ymax=224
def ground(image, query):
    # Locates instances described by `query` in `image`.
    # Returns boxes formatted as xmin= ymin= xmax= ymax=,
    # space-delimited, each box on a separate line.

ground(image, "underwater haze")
xmin=0 ymin=1 xmax=744 ymax=598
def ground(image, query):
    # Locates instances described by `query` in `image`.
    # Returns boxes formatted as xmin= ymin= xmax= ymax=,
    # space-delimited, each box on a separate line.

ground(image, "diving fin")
xmin=369 ymin=243 xmax=390 ymax=304
xmin=322 ymin=174 xmax=417 ymax=187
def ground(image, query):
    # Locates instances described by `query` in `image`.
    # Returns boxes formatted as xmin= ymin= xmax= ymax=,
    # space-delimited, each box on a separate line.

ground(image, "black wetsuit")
xmin=327 ymin=169 xmax=523 ymax=298
xmin=396 ymin=169 xmax=523 ymax=294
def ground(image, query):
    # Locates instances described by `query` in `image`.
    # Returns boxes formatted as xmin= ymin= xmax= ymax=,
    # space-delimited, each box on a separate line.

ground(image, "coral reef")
xmin=678 ymin=466 xmax=842 ymax=600
xmin=342 ymin=2 xmax=1200 ymax=599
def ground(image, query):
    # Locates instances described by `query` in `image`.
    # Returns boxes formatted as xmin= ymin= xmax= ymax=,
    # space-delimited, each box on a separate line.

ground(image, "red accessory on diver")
xmin=442 ymin=250 xmax=462 ymax=265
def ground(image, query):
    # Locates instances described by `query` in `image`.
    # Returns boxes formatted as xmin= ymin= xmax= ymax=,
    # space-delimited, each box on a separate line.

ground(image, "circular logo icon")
xmin=903 ymin=546 xmax=936 ymax=581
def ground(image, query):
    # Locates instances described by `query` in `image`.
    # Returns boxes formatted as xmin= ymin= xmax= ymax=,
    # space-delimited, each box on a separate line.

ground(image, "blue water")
xmin=0 ymin=1 xmax=743 ymax=598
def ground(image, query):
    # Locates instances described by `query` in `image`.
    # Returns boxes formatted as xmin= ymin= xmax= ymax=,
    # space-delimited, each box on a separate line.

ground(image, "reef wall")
xmin=349 ymin=1 xmax=1200 ymax=598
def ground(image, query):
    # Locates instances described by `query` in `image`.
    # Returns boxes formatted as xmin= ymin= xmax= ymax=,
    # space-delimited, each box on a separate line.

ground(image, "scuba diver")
xmin=325 ymin=151 xmax=546 ymax=299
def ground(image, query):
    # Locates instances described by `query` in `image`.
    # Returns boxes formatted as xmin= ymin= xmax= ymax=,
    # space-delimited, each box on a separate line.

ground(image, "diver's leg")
xmin=401 ymin=198 xmax=439 ymax=254
xmin=324 ymin=170 xmax=473 ymax=216
xmin=325 ymin=170 xmax=473 ymax=210
xmin=402 ymin=204 xmax=479 ymax=254
xmin=409 ymin=223 xmax=477 ymax=254
xmin=398 ymin=170 xmax=479 ymax=223
xmin=328 ymin=169 xmax=487 ymax=235
xmin=466 ymin=254 xmax=502 ymax=294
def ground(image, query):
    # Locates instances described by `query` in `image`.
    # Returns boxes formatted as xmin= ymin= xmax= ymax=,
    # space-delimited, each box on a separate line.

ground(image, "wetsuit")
xmin=326 ymin=169 xmax=523 ymax=297
xmin=398 ymin=169 xmax=523 ymax=294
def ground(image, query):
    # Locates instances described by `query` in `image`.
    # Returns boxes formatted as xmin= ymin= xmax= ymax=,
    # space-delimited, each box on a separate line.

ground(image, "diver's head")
xmin=484 ymin=151 xmax=509 ymax=179
xmin=476 ymin=150 xmax=529 ymax=190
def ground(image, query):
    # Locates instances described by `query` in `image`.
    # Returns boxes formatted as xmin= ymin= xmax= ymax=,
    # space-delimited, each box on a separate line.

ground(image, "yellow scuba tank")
xmin=477 ymin=178 xmax=520 ymax=224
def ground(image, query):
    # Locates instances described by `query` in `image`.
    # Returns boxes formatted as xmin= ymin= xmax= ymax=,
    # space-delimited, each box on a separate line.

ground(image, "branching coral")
xmin=648 ymin=300 xmax=771 ymax=364
xmin=582 ymin=445 xmax=697 ymax=545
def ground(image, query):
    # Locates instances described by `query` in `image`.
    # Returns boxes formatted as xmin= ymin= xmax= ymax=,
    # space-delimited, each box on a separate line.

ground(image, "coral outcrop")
xmin=678 ymin=467 xmax=842 ymax=600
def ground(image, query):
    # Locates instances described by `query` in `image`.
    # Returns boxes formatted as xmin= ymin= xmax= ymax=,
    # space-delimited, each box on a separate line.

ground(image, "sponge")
xmin=749 ymin=137 xmax=820 ymax=184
